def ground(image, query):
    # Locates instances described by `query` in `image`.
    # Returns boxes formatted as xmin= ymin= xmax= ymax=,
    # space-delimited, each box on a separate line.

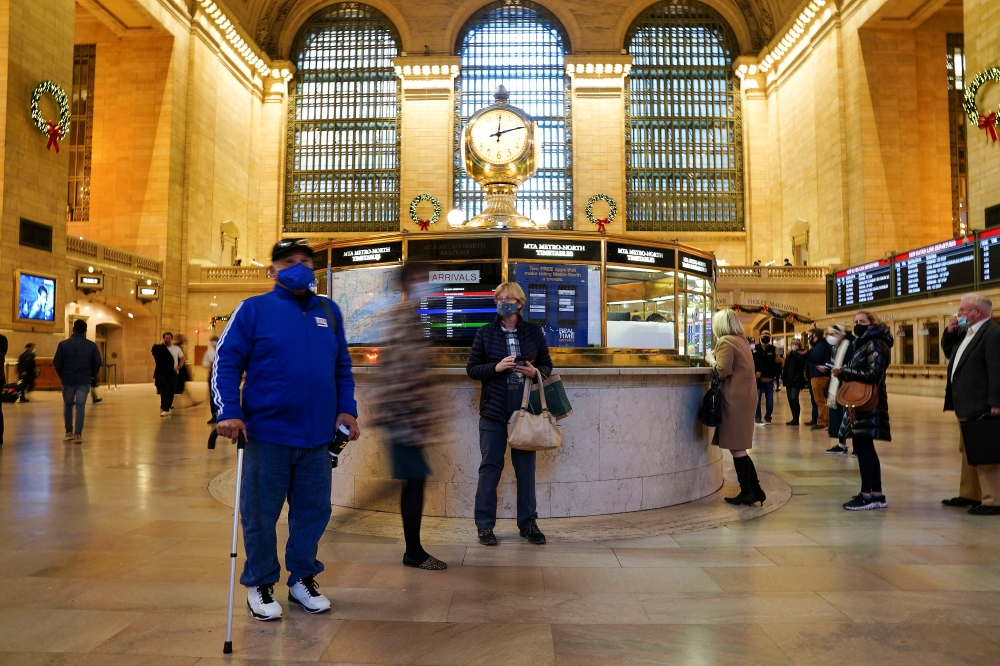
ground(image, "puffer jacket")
xmin=467 ymin=315 xmax=553 ymax=422
xmin=780 ymin=350 xmax=809 ymax=389
xmin=837 ymin=323 xmax=894 ymax=441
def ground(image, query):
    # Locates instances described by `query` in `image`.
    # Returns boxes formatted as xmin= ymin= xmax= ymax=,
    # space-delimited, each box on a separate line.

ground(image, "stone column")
xmin=966 ymin=0 xmax=1000 ymax=230
xmin=566 ymin=56 xmax=631 ymax=233
xmin=393 ymin=57 xmax=460 ymax=232
xmin=735 ymin=58 xmax=771 ymax=265
xmin=258 ymin=61 xmax=292 ymax=255
xmin=0 ymin=0 xmax=75 ymax=335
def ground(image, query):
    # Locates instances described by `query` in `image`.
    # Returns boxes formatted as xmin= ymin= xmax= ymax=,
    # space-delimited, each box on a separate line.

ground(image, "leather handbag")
xmin=698 ymin=369 xmax=723 ymax=427
xmin=836 ymin=381 xmax=877 ymax=423
xmin=508 ymin=376 xmax=563 ymax=451
xmin=961 ymin=416 xmax=1000 ymax=466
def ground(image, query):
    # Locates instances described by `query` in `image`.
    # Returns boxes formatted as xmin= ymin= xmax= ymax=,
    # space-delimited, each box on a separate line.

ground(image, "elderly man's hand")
xmin=336 ymin=413 xmax=360 ymax=441
xmin=217 ymin=418 xmax=247 ymax=443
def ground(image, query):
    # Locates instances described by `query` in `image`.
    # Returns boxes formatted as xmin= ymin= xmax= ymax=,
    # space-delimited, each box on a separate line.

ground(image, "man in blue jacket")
xmin=214 ymin=238 xmax=360 ymax=622
xmin=53 ymin=319 xmax=103 ymax=443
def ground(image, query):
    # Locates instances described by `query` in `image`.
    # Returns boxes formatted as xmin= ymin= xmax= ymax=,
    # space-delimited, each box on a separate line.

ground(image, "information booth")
xmin=312 ymin=230 xmax=716 ymax=365
xmin=309 ymin=231 xmax=723 ymax=519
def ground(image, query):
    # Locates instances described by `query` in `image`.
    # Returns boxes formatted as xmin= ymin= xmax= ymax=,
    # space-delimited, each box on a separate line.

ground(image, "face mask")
xmin=497 ymin=301 xmax=519 ymax=318
xmin=750 ymin=344 xmax=756 ymax=350
xmin=760 ymin=337 xmax=770 ymax=345
xmin=276 ymin=262 xmax=314 ymax=292
xmin=854 ymin=324 xmax=869 ymax=338
xmin=826 ymin=335 xmax=839 ymax=346
xmin=957 ymin=316 xmax=969 ymax=328
xmin=790 ymin=345 xmax=800 ymax=352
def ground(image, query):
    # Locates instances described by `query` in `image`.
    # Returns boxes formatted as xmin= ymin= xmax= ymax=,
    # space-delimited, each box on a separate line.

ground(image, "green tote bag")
xmin=527 ymin=372 xmax=573 ymax=421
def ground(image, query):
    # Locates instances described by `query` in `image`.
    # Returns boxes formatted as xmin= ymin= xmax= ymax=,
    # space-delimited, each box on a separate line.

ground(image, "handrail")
xmin=717 ymin=265 xmax=827 ymax=280
xmin=66 ymin=238 xmax=162 ymax=275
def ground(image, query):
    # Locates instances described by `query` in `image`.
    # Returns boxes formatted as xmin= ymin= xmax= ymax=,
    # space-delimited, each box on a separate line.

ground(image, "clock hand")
xmin=496 ymin=116 xmax=502 ymax=142
xmin=497 ymin=126 xmax=525 ymax=135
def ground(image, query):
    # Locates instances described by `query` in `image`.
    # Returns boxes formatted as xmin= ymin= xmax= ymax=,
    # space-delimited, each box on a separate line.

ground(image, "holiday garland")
xmin=730 ymin=304 xmax=814 ymax=325
xmin=963 ymin=67 xmax=1000 ymax=143
xmin=585 ymin=193 xmax=616 ymax=233
xmin=408 ymin=194 xmax=441 ymax=230
xmin=30 ymin=81 xmax=71 ymax=153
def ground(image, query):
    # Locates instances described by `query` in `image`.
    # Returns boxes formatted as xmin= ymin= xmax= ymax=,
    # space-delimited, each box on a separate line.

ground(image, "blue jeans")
xmin=475 ymin=387 xmax=538 ymax=530
xmin=239 ymin=440 xmax=332 ymax=587
xmin=755 ymin=380 xmax=774 ymax=421
xmin=62 ymin=385 xmax=90 ymax=434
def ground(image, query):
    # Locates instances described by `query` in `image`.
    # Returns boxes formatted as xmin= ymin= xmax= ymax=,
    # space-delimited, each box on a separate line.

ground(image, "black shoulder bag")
xmin=698 ymin=369 xmax=724 ymax=427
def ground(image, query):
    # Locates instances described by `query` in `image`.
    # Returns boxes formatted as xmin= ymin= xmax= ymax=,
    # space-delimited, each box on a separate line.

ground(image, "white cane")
xmin=208 ymin=429 xmax=246 ymax=654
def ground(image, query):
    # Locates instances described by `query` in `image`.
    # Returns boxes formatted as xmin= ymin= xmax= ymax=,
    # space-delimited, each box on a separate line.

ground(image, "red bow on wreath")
xmin=417 ymin=219 xmax=431 ymax=231
xmin=45 ymin=120 xmax=64 ymax=153
xmin=978 ymin=111 xmax=998 ymax=143
xmin=594 ymin=218 xmax=608 ymax=233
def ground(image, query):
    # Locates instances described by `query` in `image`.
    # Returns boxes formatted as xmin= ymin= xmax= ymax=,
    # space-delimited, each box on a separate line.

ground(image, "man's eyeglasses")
xmin=276 ymin=238 xmax=310 ymax=249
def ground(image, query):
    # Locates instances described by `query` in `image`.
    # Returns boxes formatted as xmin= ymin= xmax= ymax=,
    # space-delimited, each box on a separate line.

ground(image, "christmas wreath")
xmin=408 ymin=194 xmax=441 ymax=230
xmin=30 ymin=81 xmax=71 ymax=153
xmin=585 ymin=193 xmax=616 ymax=233
xmin=963 ymin=67 xmax=1000 ymax=143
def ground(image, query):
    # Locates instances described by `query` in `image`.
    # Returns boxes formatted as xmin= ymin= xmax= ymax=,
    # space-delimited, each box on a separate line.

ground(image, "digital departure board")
xmin=893 ymin=235 xmax=976 ymax=300
xmin=833 ymin=260 xmax=892 ymax=310
xmin=415 ymin=263 xmax=501 ymax=345
xmin=980 ymin=227 xmax=1000 ymax=284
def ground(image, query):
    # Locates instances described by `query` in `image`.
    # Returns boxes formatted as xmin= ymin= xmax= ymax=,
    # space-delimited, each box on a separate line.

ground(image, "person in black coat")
xmin=806 ymin=328 xmax=833 ymax=429
xmin=940 ymin=294 xmax=1000 ymax=515
xmin=0 ymin=333 xmax=7 ymax=445
xmin=53 ymin=319 xmax=103 ymax=442
xmin=832 ymin=312 xmax=893 ymax=511
xmin=17 ymin=343 xmax=37 ymax=402
xmin=151 ymin=332 xmax=180 ymax=415
xmin=466 ymin=282 xmax=553 ymax=547
xmin=753 ymin=333 xmax=782 ymax=424
xmin=781 ymin=337 xmax=809 ymax=425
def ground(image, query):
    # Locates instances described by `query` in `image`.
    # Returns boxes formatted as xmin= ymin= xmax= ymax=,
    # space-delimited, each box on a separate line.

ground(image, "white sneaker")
xmin=288 ymin=576 xmax=331 ymax=614
xmin=160 ymin=411 xmax=170 ymax=417
xmin=247 ymin=584 xmax=282 ymax=621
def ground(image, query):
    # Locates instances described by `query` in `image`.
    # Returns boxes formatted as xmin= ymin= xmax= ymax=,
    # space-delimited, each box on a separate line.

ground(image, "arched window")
xmin=285 ymin=3 xmax=400 ymax=233
xmin=625 ymin=1 xmax=743 ymax=232
xmin=454 ymin=1 xmax=571 ymax=227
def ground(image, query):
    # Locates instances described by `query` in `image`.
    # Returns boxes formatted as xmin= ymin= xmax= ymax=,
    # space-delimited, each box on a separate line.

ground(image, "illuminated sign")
xmin=893 ymin=235 xmax=975 ymax=300
xmin=507 ymin=239 xmax=601 ymax=262
xmin=428 ymin=270 xmax=480 ymax=283
xmin=330 ymin=241 xmax=402 ymax=268
xmin=606 ymin=242 xmax=674 ymax=269
xmin=76 ymin=270 xmax=104 ymax=291
xmin=678 ymin=251 xmax=713 ymax=277
xmin=833 ymin=260 xmax=891 ymax=309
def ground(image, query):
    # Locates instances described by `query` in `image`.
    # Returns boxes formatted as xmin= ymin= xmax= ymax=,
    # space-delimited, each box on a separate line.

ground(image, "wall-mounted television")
xmin=15 ymin=270 xmax=56 ymax=322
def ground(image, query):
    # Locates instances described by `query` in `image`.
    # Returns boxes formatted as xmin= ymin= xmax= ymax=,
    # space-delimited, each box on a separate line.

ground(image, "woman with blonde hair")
xmin=706 ymin=309 xmax=765 ymax=505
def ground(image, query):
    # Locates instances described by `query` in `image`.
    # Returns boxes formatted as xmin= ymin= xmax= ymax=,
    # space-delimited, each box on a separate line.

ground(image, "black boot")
xmin=725 ymin=456 xmax=757 ymax=505
xmin=745 ymin=456 xmax=766 ymax=506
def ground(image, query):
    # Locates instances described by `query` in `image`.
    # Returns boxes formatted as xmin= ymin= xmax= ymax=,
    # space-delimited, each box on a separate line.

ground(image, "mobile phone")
xmin=557 ymin=285 xmax=577 ymax=326
xmin=528 ymin=283 xmax=547 ymax=324
xmin=514 ymin=351 xmax=537 ymax=367
xmin=329 ymin=423 xmax=352 ymax=468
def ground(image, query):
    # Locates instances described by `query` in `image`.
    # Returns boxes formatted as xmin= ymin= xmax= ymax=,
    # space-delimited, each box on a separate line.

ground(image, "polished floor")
xmin=1 ymin=384 xmax=999 ymax=665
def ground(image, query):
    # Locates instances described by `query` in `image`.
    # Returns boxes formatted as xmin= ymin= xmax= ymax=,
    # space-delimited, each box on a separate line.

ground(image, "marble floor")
xmin=1 ymin=385 xmax=999 ymax=665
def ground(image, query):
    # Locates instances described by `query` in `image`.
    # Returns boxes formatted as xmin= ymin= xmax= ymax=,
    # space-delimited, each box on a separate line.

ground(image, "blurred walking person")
xmin=53 ymin=319 xmax=102 ymax=444
xmin=203 ymin=335 xmax=219 ymax=424
xmin=806 ymin=328 xmax=832 ymax=429
xmin=17 ymin=343 xmax=36 ymax=402
xmin=753 ymin=332 xmax=781 ymax=425
xmin=706 ymin=309 xmax=765 ymax=506
xmin=152 ymin=332 xmax=181 ymax=416
xmin=833 ymin=311 xmax=892 ymax=510
xmin=372 ymin=264 xmax=448 ymax=569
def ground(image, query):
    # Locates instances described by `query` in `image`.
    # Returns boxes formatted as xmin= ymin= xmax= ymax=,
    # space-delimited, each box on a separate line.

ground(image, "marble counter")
xmin=334 ymin=366 xmax=720 ymax=518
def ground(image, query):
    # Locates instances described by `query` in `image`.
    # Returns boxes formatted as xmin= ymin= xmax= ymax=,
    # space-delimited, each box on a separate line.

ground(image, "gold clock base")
xmin=464 ymin=183 xmax=535 ymax=229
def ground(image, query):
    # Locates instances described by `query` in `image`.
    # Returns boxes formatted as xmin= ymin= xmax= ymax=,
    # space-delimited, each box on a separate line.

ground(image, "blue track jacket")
xmin=212 ymin=286 xmax=357 ymax=449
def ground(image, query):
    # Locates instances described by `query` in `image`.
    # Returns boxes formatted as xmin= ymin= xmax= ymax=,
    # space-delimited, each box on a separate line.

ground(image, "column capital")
xmin=392 ymin=56 xmax=461 ymax=80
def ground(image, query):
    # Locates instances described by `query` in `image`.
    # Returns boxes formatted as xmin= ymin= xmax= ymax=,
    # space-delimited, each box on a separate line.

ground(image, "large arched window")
xmin=454 ymin=1 xmax=571 ymax=227
xmin=625 ymin=1 xmax=743 ymax=232
xmin=285 ymin=3 xmax=400 ymax=233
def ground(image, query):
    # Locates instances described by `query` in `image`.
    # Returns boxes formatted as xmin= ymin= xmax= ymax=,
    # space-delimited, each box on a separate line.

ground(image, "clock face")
xmin=469 ymin=109 xmax=529 ymax=166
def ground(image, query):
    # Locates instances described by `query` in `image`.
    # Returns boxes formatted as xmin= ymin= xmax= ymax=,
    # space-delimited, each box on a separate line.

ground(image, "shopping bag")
xmin=528 ymin=373 xmax=573 ymax=421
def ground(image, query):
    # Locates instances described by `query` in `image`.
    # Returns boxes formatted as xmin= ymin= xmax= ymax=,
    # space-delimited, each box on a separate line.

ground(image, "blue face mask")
xmin=497 ymin=301 xmax=519 ymax=318
xmin=957 ymin=316 xmax=969 ymax=328
xmin=276 ymin=262 xmax=315 ymax=292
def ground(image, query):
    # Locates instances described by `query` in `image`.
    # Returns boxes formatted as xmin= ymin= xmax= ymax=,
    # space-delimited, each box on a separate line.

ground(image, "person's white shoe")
xmin=288 ymin=576 xmax=331 ymax=614
xmin=160 ymin=411 xmax=170 ymax=417
xmin=246 ymin=584 xmax=282 ymax=621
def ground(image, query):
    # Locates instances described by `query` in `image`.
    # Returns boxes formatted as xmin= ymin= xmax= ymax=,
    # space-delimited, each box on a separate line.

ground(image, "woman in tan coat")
xmin=706 ymin=309 xmax=765 ymax=506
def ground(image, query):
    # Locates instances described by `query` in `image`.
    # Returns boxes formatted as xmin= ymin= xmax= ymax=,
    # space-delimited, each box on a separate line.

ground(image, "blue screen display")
xmin=18 ymin=273 xmax=55 ymax=322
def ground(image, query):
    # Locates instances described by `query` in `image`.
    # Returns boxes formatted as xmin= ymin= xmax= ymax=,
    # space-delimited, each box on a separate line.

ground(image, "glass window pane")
xmin=68 ymin=44 xmax=95 ymax=222
xmin=606 ymin=267 xmax=676 ymax=349
xmin=455 ymin=2 xmax=571 ymax=228
xmin=286 ymin=3 xmax=400 ymax=233
xmin=625 ymin=2 xmax=743 ymax=232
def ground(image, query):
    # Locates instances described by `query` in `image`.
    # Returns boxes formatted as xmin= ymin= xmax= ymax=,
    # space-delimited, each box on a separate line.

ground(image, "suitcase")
xmin=1 ymin=381 xmax=24 ymax=403
xmin=961 ymin=418 xmax=1000 ymax=466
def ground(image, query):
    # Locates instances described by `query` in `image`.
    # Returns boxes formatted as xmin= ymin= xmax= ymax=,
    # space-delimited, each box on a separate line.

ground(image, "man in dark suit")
xmin=941 ymin=294 xmax=1000 ymax=515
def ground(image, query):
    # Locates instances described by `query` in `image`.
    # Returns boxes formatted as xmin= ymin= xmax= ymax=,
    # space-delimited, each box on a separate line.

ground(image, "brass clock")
xmin=461 ymin=86 xmax=541 ymax=229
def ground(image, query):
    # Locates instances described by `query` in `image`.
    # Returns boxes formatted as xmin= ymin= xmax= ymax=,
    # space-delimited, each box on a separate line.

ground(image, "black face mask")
xmin=854 ymin=324 xmax=869 ymax=338
xmin=760 ymin=337 xmax=770 ymax=346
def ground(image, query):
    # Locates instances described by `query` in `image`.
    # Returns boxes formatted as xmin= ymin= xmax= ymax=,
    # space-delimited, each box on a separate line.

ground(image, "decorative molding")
xmin=196 ymin=0 xmax=272 ymax=79
xmin=734 ymin=0 xmax=835 ymax=80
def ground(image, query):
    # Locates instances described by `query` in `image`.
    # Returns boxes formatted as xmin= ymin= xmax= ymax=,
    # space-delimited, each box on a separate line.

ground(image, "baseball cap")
xmin=271 ymin=238 xmax=314 ymax=262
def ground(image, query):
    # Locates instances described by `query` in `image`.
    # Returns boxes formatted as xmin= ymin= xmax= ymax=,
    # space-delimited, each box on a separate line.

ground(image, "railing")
xmin=717 ymin=265 xmax=827 ymax=280
xmin=200 ymin=267 xmax=268 ymax=281
xmin=67 ymin=238 xmax=162 ymax=275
